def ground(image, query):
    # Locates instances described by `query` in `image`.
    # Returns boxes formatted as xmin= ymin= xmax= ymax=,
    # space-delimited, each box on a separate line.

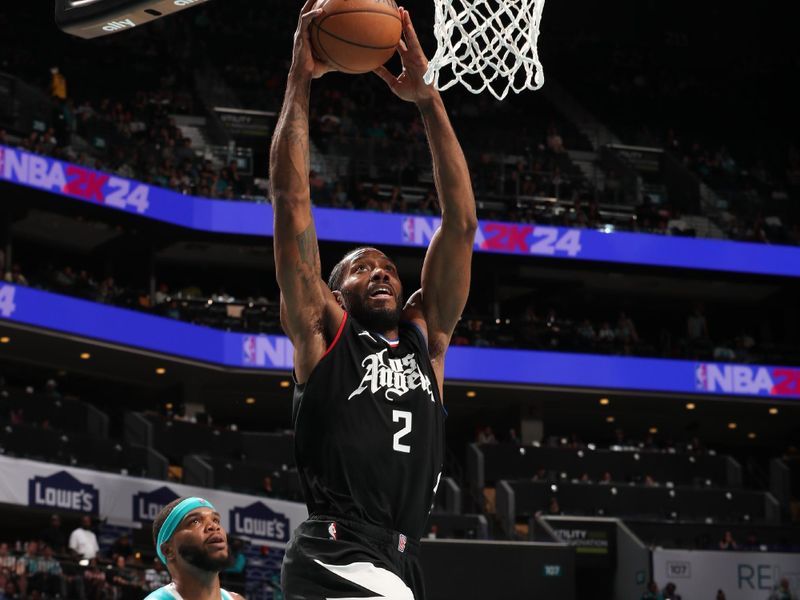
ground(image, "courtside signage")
xmin=229 ymin=502 xmax=290 ymax=543
xmin=3 ymin=145 xmax=800 ymax=277
xmin=2 ymin=283 xmax=800 ymax=398
xmin=28 ymin=471 xmax=100 ymax=515
xmin=133 ymin=486 xmax=180 ymax=523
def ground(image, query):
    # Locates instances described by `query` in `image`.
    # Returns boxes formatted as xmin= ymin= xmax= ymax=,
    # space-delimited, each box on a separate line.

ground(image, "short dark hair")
xmin=152 ymin=497 xmax=188 ymax=547
xmin=327 ymin=246 xmax=387 ymax=292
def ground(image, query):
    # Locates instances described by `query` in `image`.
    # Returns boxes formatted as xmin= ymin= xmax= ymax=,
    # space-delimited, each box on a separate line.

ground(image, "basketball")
xmin=310 ymin=0 xmax=402 ymax=74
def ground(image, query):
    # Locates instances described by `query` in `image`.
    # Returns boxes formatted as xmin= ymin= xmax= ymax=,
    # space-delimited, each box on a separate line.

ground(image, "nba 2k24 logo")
xmin=348 ymin=349 xmax=434 ymax=403
xmin=695 ymin=362 xmax=800 ymax=397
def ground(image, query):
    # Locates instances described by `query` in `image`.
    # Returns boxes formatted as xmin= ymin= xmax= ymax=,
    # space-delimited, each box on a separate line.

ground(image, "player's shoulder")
xmin=143 ymin=586 xmax=176 ymax=600
xmin=223 ymin=590 xmax=246 ymax=600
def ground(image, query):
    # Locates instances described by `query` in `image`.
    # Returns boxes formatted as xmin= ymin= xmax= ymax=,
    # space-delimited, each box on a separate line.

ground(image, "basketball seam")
xmin=315 ymin=10 xmax=401 ymax=51
xmin=313 ymin=21 xmax=359 ymax=73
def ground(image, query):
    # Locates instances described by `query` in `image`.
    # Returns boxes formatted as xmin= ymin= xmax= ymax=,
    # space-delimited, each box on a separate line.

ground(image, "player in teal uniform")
xmin=145 ymin=497 xmax=245 ymax=600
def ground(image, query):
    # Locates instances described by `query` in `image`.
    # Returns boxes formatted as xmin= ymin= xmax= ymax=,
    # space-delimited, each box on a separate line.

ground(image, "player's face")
xmin=170 ymin=508 xmax=231 ymax=572
xmin=340 ymin=248 xmax=404 ymax=331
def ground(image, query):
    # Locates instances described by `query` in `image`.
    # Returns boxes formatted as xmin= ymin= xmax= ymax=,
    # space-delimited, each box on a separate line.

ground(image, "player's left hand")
xmin=373 ymin=7 xmax=437 ymax=105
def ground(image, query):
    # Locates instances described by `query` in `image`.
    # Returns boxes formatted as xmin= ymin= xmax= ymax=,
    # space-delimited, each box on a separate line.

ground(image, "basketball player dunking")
xmin=272 ymin=2 xmax=476 ymax=598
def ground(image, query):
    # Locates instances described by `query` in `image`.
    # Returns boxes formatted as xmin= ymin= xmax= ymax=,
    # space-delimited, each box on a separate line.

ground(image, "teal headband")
xmin=156 ymin=497 xmax=216 ymax=564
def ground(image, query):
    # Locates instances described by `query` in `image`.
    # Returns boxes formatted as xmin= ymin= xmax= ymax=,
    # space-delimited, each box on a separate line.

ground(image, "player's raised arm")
xmin=270 ymin=0 xmax=341 ymax=383
xmin=374 ymin=8 xmax=478 ymax=361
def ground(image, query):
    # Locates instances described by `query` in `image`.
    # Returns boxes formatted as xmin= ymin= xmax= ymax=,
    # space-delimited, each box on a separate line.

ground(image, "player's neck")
xmin=374 ymin=326 xmax=399 ymax=341
xmin=171 ymin=569 xmax=221 ymax=600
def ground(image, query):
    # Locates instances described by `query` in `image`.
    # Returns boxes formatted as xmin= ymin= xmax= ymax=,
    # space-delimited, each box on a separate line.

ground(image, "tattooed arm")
xmin=270 ymin=0 xmax=342 ymax=383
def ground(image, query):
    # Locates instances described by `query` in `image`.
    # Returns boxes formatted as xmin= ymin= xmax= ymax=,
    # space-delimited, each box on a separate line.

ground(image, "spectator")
xmin=110 ymin=555 xmax=142 ymax=600
xmin=82 ymin=558 xmax=108 ymax=600
xmin=14 ymin=541 xmax=39 ymax=598
xmin=599 ymin=471 xmax=613 ymax=484
xmin=718 ymin=530 xmax=739 ymax=551
xmin=110 ymin=533 xmax=134 ymax=560
xmin=143 ymin=558 xmax=170 ymax=592
xmin=223 ymin=538 xmax=247 ymax=577
xmin=768 ymin=578 xmax=797 ymax=600
xmin=68 ymin=515 xmax=99 ymax=560
xmin=38 ymin=514 xmax=67 ymax=554
xmin=687 ymin=303 xmax=710 ymax=342
xmin=663 ymin=582 xmax=681 ymax=600
xmin=641 ymin=581 xmax=664 ymax=600
xmin=547 ymin=497 xmax=562 ymax=515
xmin=597 ymin=321 xmax=615 ymax=344
xmin=716 ymin=591 xmax=726 ymax=600
xmin=28 ymin=545 xmax=64 ymax=598
xmin=0 ymin=543 xmax=16 ymax=573
xmin=49 ymin=67 xmax=67 ymax=101
xmin=477 ymin=426 xmax=497 ymax=444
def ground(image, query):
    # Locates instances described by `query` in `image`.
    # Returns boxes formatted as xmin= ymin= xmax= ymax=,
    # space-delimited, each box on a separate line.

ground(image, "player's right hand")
xmin=291 ymin=0 xmax=333 ymax=80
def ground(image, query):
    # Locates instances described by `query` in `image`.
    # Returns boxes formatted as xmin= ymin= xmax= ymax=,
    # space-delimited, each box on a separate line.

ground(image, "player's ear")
xmin=332 ymin=290 xmax=345 ymax=309
xmin=161 ymin=540 xmax=175 ymax=562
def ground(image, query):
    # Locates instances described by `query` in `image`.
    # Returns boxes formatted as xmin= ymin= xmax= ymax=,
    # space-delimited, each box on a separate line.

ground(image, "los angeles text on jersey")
xmin=695 ymin=362 xmax=800 ymax=397
xmin=0 ymin=146 xmax=150 ymax=214
xmin=348 ymin=349 xmax=435 ymax=403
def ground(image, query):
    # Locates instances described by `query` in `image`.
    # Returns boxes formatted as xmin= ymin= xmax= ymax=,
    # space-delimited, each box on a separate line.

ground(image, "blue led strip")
xmin=1 ymin=284 xmax=798 ymax=399
xmin=2 ymin=145 xmax=800 ymax=277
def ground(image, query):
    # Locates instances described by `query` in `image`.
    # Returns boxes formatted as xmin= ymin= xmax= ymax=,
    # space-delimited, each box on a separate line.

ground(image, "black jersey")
xmin=292 ymin=312 xmax=445 ymax=541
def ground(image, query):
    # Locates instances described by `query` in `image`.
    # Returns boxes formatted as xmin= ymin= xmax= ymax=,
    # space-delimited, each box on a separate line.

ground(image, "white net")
xmin=423 ymin=0 xmax=546 ymax=101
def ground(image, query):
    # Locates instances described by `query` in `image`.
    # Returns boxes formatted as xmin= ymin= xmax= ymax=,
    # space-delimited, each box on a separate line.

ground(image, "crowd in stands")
xmin=2 ymin=1 xmax=797 ymax=246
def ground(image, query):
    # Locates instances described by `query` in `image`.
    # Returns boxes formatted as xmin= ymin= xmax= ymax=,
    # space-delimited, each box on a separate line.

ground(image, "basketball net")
xmin=423 ymin=0 xmax=545 ymax=100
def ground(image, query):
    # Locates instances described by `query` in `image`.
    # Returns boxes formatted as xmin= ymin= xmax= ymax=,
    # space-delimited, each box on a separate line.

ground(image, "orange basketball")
xmin=310 ymin=0 xmax=402 ymax=74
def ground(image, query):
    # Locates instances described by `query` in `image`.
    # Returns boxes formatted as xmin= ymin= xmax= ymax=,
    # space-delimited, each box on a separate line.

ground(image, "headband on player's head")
xmin=156 ymin=497 xmax=216 ymax=564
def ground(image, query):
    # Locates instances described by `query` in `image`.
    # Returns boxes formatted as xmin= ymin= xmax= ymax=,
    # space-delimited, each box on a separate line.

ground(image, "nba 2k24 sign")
xmin=402 ymin=216 xmax=583 ymax=258
xmin=229 ymin=502 xmax=290 ymax=543
xmin=695 ymin=362 xmax=800 ymax=397
xmin=28 ymin=471 xmax=99 ymax=515
xmin=132 ymin=486 xmax=180 ymax=523
xmin=348 ymin=349 xmax=435 ymax=403
xmin=0 ymin=147 xmax=150 ymax=214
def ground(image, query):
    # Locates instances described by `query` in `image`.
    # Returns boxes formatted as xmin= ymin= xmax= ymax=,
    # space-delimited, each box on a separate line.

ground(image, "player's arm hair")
xmin=416 ymin=93 xmax=477 ymax=357
xmin=270 ymin=71 xmax=327 ymax=330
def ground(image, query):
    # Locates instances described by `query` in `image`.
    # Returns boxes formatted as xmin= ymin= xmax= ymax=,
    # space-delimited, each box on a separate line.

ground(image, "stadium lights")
xmin=747 ymin=432 xmax=757 ymax=440
xmin=245 ymin=397 xmax=256 ymax=405
xmin=0 ymin=336 xmax=10 ymax=344
xmin=685 ymin=402 xmax=696 ymax=410
xmin=279 ymin=380 xmax=291 ymax=388
xmin=727 ymin=422 xmax=737 ymax=430
xmin=605 ymin=416 xmax=615 ymax=423
xmin=648 ymin=427 xmax=658 ymax=434
xmin=599 ymin=398 xmax=609 ymax=406
xmin=79 ymin=352 xmax=91 ymax=360
xmin=155 ymin=367 xmax=166 ymax=375
xmin=165 ymin=402 xmax=173 ymax=410
xmin=768 ymin=407 xmax=779 ymax=415
xmin=466 ymin=390 xmax=477 ymax=398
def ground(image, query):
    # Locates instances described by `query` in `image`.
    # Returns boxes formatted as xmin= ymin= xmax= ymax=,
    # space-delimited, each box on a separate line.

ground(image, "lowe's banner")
xmin=652 ymin=549 xmax=800 ymax=600
xmin=0 ymin=455 xmax=306 ymax=547
xmin=3 ymin=145 xmax=800 ymax=277
xmin=2 ymin=282 xmax=800 ymax=398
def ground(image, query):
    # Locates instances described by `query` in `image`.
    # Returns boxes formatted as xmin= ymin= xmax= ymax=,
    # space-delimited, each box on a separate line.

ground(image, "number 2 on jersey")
xmin=392 ymin=410 xmax=412 ymax=454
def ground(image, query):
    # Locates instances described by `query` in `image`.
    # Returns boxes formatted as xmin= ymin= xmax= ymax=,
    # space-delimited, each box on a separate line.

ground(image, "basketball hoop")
xmin=424 ymin=0 xmax=546 ymax=100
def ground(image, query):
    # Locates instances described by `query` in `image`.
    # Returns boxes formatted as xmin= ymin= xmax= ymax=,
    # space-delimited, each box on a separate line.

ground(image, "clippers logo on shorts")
xmin=348 ymin=349 xmax=434 ymax=403
xmin=28 ymin=471 xmax=99 ymax=515
xmin=695 ymin=362 xmax=800 ymax=397
xmin=229 ymin=502 xmax=289 ymax=543
xmin=328 ymin=522 xmax=337 ymax=541
xmin=397 ymin=533 xmax=407 ymax=553
xmin=132 ymin=486 xmax=180 ymax=523
xmin=241 ymin=335 xmax=294 ymax=369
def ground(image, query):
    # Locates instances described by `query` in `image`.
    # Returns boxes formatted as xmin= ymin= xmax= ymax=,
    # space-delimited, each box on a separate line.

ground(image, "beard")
xmin=342 ymin=288 xmax=403 ymax=334
xmin=177 ymin=541 xmax=233 ymax=573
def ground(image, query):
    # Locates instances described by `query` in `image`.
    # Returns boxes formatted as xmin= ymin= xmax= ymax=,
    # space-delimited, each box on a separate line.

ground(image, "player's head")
xmin=152 ymin=497 xmax=231 ymax=575
xmin=328 ymin=247 xmax=404 ymax=332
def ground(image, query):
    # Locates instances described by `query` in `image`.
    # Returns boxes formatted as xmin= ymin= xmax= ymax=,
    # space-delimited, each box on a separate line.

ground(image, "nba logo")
xmin=397 ymin=533 xmax=407 ymax=553
xmin=243 ymin=336 xmax=257 ymax=364
xmin=401 ymin=217 xmax=414 ymax=243
xmin=695 ymin=363 xmax=708 ymax=390
xmin=328 ymin=522 xmax=337 ymax=541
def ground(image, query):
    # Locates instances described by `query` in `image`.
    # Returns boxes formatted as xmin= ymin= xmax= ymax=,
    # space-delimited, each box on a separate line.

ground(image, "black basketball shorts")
xmin=281 ymin=515 xmax=425 ymax=600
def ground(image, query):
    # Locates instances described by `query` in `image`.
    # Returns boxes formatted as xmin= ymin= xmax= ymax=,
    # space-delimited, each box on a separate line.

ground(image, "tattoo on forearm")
xmin=296 ymin=222 xmax=320 ymax=274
